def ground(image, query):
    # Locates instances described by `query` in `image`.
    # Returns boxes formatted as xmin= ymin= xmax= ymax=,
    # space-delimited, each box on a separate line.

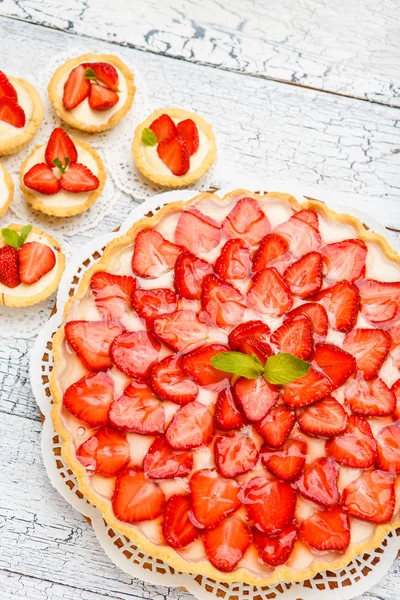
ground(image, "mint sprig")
xmin=142 ymin=128 xmax=158 ymax=146
xmin=84 ymin=67 xmax=98 ymax=82
xmin=2 ymin=224 xmax=32 ymax=249
xmin=53 ymin=156 xmax=70 ymax=174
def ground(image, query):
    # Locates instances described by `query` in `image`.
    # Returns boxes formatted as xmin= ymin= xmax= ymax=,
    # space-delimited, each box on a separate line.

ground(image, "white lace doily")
xmin=30 ymin=185 xmax=400 ymax=600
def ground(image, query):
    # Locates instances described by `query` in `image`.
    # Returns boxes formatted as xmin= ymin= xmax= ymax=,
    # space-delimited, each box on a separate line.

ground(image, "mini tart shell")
xmin=0 ymin=162 xmax=14 ymax=216
xmin=50 ymin=189 xmax=400 ymax=586
xmin=0 ymin=78 xmax=44 ymax=156
xmin=0 ymin=223 xmax=65 ymax=307
xmin=48 ymin=53 xmax=135 ymax=133
xmin=19 ymin=138 xmax=106 ymax=217
xmin=132 ymin=107 xmax=217 ymax=188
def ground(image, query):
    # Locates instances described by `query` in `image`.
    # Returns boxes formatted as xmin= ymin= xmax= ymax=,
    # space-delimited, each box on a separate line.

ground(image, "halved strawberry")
xmin=132 ymin=229 xmax=183 ymax=279
xmin=90 ymin=272 xmax=136 ymax=320
xmin=214 ymin=388 xmax=246 ymax=431
xmin=247 ymin=268 xmax=293 ymax=316
xmin=153 ymin=309 xmax=209 ymax=353
xmin=111 ymin=330 xmax=160 ymax=379
xmin=0 ymin=96 xmax=25 ymax=127
xmin=343 ymin=328 xmax=391 ymax=380
xmin=162 ymin=495 xmax=199 ymax=548
xmin=149 ymin=113 xmax=177 ymax=143
xmin=241 ymin=476 xmax=296 ymax=534
xmin=296 ymin=457 xmax=339 ymax=507
xmin=63 ymin=65 xmax=91 ymax=110
xmin=261 ymin=438 xmax=307 ymax=481
xmin=393 ymin=378 xmax=400 ymax=419
xmin=174 ymin=252 xmax=213 ymax=300
xmin=234 ymin=377 xmax=279 ymax=422
xmin=281 ymin=368 xmax=332 ymax=408
xmin=345 ymin=376 xmax=396 ymax=417
xmin=181 ymin=344 xmax=231 ymax=386
xmin=239 ymin=338 xmax=272 ymax=363
xmin=59 ymin=163 xmax=99 ymax=192
xmin=321 ymin=239 xmax=367 ymax=282
xmin=189 ymin=468 xmax=241 ymax=528
xmin=143 ymin=437 xmax=193 ymax=479
xmin=174 ymin=208 xmax=221 ymax=255
xmin=203 ymin=516 xmax=252 ymax=572
xmin=0 ymin=71 xmax=17 ymax=101
xmin=298 ymin=397 xmax=349 ymax=438
xmin=343 ymin=470 xmax=395 ymax=523
xmin=285 ymin=302 xmax=328 ymax=338
xmin=270 ymin=315 xmax=313 ymax=360
xmin=389 ymin=324 xmax=400 ymax=369
xmin=273 ymin=209 xmax=321 ymax=258
xmin=109 ymin=380 xmax=165 ymax=434
xmin=255 ymin=405 xmax=296 ymax=448
xmin=228 ymin=320 xmax=270 ymax=350
xmin=63 ymin=372 xmax=114 ymax=427
xmin=214 ymin=431 xmax=258 ymax=477
xmin=176 ymin=119 xmax=199 ymax=155
xmin=23 ymin=163 xmax=61 ymax=195
xmin=356 ymin=279 xmax=400 ymax=326
xmin=157 ymin=136 xmax=190 ymax=176
xmin=253 ymin=524 xmax=298 ymax=566
xmin=314 ymin=280 xmax=360 ymax=333
xmin=313 ymin=343 xmax=356 ymax=390
xmin=112 ymin=468 xmax=165 ymax=523
xmin=45 ymin=127 xmax=78 ymax=170
xmin=222 ymin=197 xmax=270 ymax=246
xmin=201 ymin=274 xmax=246 ymax=327
xmin=284 ymin=252 xmax=322 ymax=298
xmin=150 ymin=354 xmax=198 ymax=404
xmin=65 ymin=320 xmax=124 ymax=371
xmin=377 ymin=422 xmax=400 ymax=473
xmin=326 ymin=415 xmax=377 ymax=469
xmin=252 ymin=233 xmax=290 ymax=273
xmin=77 ymin=427 xmax=130 ymax=476
xmin=165 ymin=401 xmax=214 ymax=449
xmin=299 ymin=506 xmax=350 ymax=551
xmin=132 ymin=287 xmax=177 ymax=324
xmin=0 ymin=245 xmax=19 ymax=288
xmin=88 ymin=83 xmax=119 ymax=110
xmin=83 ymin=62 xmax=119 ymax=91
xmin=214 ymin=239 xmax=252 ymax=281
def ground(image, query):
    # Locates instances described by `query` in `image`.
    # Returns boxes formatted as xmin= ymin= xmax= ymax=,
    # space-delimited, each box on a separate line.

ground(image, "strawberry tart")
xmin=50 ymin=189 xmax=400 ymax=585
xmin=0 ymin=162 xmax=14 ymax=216
xmin=48 ymin=54 xmax=135 ymax=133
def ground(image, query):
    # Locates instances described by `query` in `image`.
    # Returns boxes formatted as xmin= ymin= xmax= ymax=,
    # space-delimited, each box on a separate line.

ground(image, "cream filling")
xmin=0 ymin=79 xmax=34 ymax=140
xmin=0 ymin=164 xmax=10 ymax=210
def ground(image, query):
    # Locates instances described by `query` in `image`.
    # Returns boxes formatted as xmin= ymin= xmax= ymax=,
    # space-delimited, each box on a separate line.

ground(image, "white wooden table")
xmin=0 ymin=2 xmax=399 ymax=598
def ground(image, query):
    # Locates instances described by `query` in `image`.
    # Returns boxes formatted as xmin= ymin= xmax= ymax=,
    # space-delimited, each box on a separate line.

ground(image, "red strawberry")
xmin=153 ymin=309 xmax=209 ymax=352
xmin=299 ymin=506 xmax=350 ymax=551
xmin=377 ymin=422 xmax=400 ymax=473
xmin=314 ymin=280 xmax=360 ymax=333
xmin=343 ymin=470 xmax=395 ymax=524
xmin=110 ymin=330 xmax=160 ymax=378
xmin=252 ymin=233 xmax=290 ymax=273
xmin=149 ymin=113 xmax=178 ymax=143
xmin=201 ymin=274 xmax=246 ymax=327
xmin=270 ymin=315 xmax=313 ymax=360
xmin=109 ymin=380 xmax=165 ymax=434
xmin=253 ymin=524 xmax=298 ymax=566
xmin=238 ymin=338 xmax=272 ymax=363
xmin=255 ymin=405 xmax=296 ymax=448
xmin=150 ymin=354 xmax=198 ymax=404
xmin=132 ymin=287 xmax=177 ymax=324
xmin=228 ymin=320 xmax=270 ymax=350
xmin=214 ymin=239 xmax=252 ymax=281
xmin=261 ymin=438 xmax=307 ymax=481
xmin=59 ymin=163 xmax=99 ymax=192
xmin=189 ymin=468 xmax=241 ymax=528
xmin=65 ymin=320 xmax=124 ymax=371
xmin=76 ymin=427 xmax=130 ymax=476
xmin=345 ymin=376 xmax=395 ymax=417
xmin=162 ymin=495 xmax=199 ymax=548
xmin=157 ymin=136 xmax=190 ymax=176
xmin=214 ymin=431 xmax=258 ymax=477
xmin=296 ymin=457 xmax=339 ymax=507
xmin=90 ymin=272 xmax=136 ymax=320
xmin=285 ymin=303 xmax=328 ymax=338
xmin=0 ymin=97 xmax=25 ymax=127
xmin=0 ymin=245 xmax=20 ymax=288
xmin=281 ymin=368 xmax=332 ymax=408
xmin=242 ymin=476 xmax=296 ymax=534
xmin=356 ymin=279 xmax=400 ymax=326
xmin=326 ymin=414 xmax=377 ymax=468
xmin=234 ymin=377 xmax=279 ymax=422
xmin=343 ymin=328 xmax=391 ymax=380
xmin=222 ymin=197 xmax=270 ymax=246
xmin=112 ymin=468 xmax=165 ymax=523
xmin=203 ymin=516 xmax=252 ymax=572
xmin=294 ymin=209 xmax=320 ymax=228
xmin=247 ymin=268 xmax=293 ymax=316
xmin=83 ymin=62 xmax=119 ymax=91
xmin=176 ymin=119 xmax=199 ymax=155
xmin=63 ymin=65 xmax=91 ymax=110
xmin=132 ymin=229 xmax=182 ymax=279
xmin=313 ymin=343 xmax=356 ymax=390
xmin=19 ymin=241 xmax=56 ymax=285
xmin=165 ymin=401 xmax=214 ymax=450
xmin=214 ymin=388 xmax=246 ymax=431
xmin=321 ymin=239 xmax=367 ymax=283
xmin=63 ymin=372 xmax=114 ymax=427
xmin=143 ymin=437 xmax=193 ymax=479
xmin=0 ymin=71 xmax=17 ymax=101
xmin=88 ymin=83 xmax=119 ymax=110
xmin=389 ymin=324 xmax=400 ymax=370
xmin=393 ymin=378 xmax=400 ymax=419
xmin=174 ymin=208 xmax=221 ymax=255
xmin=174 ymin=252 xmax=213 ymax=300
xmin=273 ymin=209 xmax=321 ymax=259
xmin=284 ymin=252 xmax=322 ymax=299
xmin=45 ymin=127 xmax=78 ymax=169
xmin=298 ymin=397 xmax=349 ymax=438
xmin=181 ymin=344 xmax=231 ymax=386
xmin=23 ymin=163 xmax=61 ymax=195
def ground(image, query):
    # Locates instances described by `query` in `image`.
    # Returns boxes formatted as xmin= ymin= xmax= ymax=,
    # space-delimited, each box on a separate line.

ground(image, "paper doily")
xmin=30 ymin=185 xmax=400 ymax=600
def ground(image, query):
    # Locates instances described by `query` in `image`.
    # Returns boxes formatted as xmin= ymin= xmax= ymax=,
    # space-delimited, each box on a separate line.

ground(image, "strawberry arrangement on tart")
xmin=0 ymin=162 xmax=14 ymax=216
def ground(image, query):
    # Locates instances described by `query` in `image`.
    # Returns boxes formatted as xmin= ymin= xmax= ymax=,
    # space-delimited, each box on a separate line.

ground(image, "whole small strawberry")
xmin=0 ymin=245 xmax=20 ymax=288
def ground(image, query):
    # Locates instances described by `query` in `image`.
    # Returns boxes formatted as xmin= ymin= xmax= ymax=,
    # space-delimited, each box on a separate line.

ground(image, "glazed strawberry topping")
xmin=222 ymin=197 xmax=270 ymax=246
xmin=165 ymin=401 xmax=214 ymax=449
xmin=299 ymin=506 xmax=350 ymax=551
xmin=112 ymin=468 xmax=165 ymax=523
xmin=255 ymin=405 xmax=296 ymax=448
xmin=253 ymin=524 xmax=298 ymax=566
xmin=242 ymin=477 xmax=296 ymax=534
xmin=214 ymin=239 xmax=252 ymax=280
xmin=203 ymin=516 xmax=252 ymax=572
xmin=214 ymin=388 xmax=246 ymax=431
xmin=321 ymin=239 xmax=367 ymax=283
xmin=214 ymin=431 xmax=258 ymax=477
xmin=63 ymin=372 xmax=115 ymax=427
xmin=201 ymin=274 xmax=246 ymax=326
xmin=284 ymin=251 xmax=323 ymax=298
xmin=143 ymin=437 xmax=193 ymax=479
xmin=343 ymin=328 xmax=391 ymax=380
xmin=90 ymin=271 xmax=136 ymax=320
xmin=77 ymin=427 xmax=130 ymax=476
xmin=175 ymin=208 xmax=221 ymax=254
xmin=190 ymin=468 xmax=241 ymax=528
xmin=109 ymin=380 xmax=165 ymax=434
xmin=296 ymin=457 xmax=340 ymax=507
xmin=297 ymin=397 xmax=349 ymax=438
xmin=149 ymin=354 xmax=198 ymax=404
xmin=132 ymin=229 xmax=183 ymax=278
xmin=326 ymin=415 xmax=377 ymax=468
xmin=162 ymin=495 xmax=199 ymax=548
xmin=247 ymin=268 xmax=293 ymax=316
xmin=174 ymin=252 xmax=213 ymax=299
xmin=110 ymin=330 xmax=160 ymax=378
xmin=270 ymin=315 xmax=313 ymax=360
xmin=343 ymin=470 xmax=395 ymax=524
xmin=132 ymin=287 xmax=177 ymax=324
xmin=261 ymin=438 xmax=307 ymax=481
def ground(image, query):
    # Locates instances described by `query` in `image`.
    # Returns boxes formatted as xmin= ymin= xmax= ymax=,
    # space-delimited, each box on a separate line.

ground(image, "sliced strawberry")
xmin=0 ymin=245 xmax=20 ymax=288
xmin=132 ymin=229 xmax=183 ymax=278
xmin=214 ymin=239 xmax=252 ymax=281
xmin=203 ymin=516 xmax=252 ymax=572
xmin=88 ymin=83 xmax=119 ymax=110
xmin=201 ymin=274 xmax=246 ymax=327
xmin=76 ymin=427 xmax=130 ymax=476
xmin=149 ymin=113 xmax=177 ymax=143
xmin=313 ymin=343 xmax=356 ymax=390
xmin=326 ymin=415 xmax=377 ymax=469
xmin=343 ymin=328 xmax=391 ymax=380
xmin=0 ymin=71 xmax=17 ymax=101
xmin=298 ymin=397 xmax=349 ymax=438
xmin=157 ymin=136 xmax=190 ymax=176
xmin=284 ymin=252 xmax=322 ymax=299
xmin=214 ymin=388 xmax=246 ymax=431
xmin=285 ymin=302 xmax=328 ymax=338
xmin=299 ymin=506 xmax=350 ymax=551
xmin=90 ymin=272 xmax=136 ymax=320
xmin=132 ymin=287 xmax=177 ymax=324
xmin=45 ymin=127 xmax=78 ymax=169
xmin=253 ymin=524 xmax=298 ymax=566
xmin=65 ymin=320 xmax=124 ymax=371
xmin=270 ymin=315 xmax=313 ymax=360
xmin=234 ymin=377 xmax=279 ymax=422
xmin=252 ymin=233 xmax=290 ymax=273
xmin=181 ymin=344 xmax=231 ymax=386
xmin=63 ymin=372 xmax=114 ymax=427
xmin=356 ymin=279 xmax=400 ymax=326
xmin=63 ymin=65 xmax=91 ymax=110
xmin=296 ymin=457 xmax=339 ymax=507
xmin=321 ymin=239 xmax=367 ymax=283
xmin=109 ymin=380 xmax=165 ymax=434
xmin=377 ymin=422 xmax=400 ymax=473
xmin=228 ymin=320 xmax=270 ymax=350
xmin=112 ymin=468 xmax=165 ymax=523
xmin=345 ymin=376 xmax=396 ymax=417
xmin=281 ymin=368 xmax=332 ymax=408
xmin=343 ymin=469 xmax=395 ymax=524
xmin=294 ymin=209 xmax=320 ymax=228
xmin=215 ymin=431 xmax=258 ymax=477
xmin=222 ymin=197 xmax=270 ymax=246
xmin=0 ymin=96 xmax=25 ymax=127
xmin=162 ymin=495 xmax=199 ymax=548
xmin=143 ymin=437 xmax=193 ymax=479
xmin=174 ymin=208 xmax=221 ymax=255
xmin=238 ymin=338 xmax=272 ymax=363
xmin=389 ymin=324 xmax=400 ymax=370
xmin=189 ymin=468 xmax=241 ymax=528
xmin=255 ymin=405 xmax=296 ymax=448
xmin=247 ymin=268 xmax=293 ymax=316
xmin=83 ymin=62 xmax=119 ymax=91
xmin=176 ymin=119 xmax=199 ymax=155
xmin=242 ymin=476 xmax=296 ymax=534
xmin=153 ymin=309 xmax=209 ymax=353
xmin=273 ymin=209 xmax=321 ymax=259
xmin=23 ymin=163 xmax=60 ymax=195
xmin=165 ymin=401 xmax=214 ymax=450
xmin=110 ymin=330 xmax=160 ymax=378
xmin=261 ymin=438 xmax=307 ymax=481
xmin=393 ymin=378 xmax=400 ymax=419
xmin=174 ymin=252 xmax=213 ymax=300
xmin=314 ymin=280 xmax=360 ymax=333
xmin=149 ymin=354 xmax=198 ymax=404
xmin=59 ymin=163 xmax=99 ymax=192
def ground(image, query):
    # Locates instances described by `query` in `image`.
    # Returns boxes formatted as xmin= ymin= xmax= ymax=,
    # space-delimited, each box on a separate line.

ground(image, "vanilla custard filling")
xmin=0 ymin=164 xmax=10 ymax=210
xmin=0 ymin=79 xmax=34 ymax=140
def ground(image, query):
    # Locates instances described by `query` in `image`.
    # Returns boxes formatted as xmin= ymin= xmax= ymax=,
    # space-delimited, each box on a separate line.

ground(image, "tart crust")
xmin=50 ymin=189 xmax=400 ymax=585
xmin=48 ymin=53 xmax=135 ymax=133
xmin=0 ymin=78 xmax=44 ymax=156
xmin=132 ymin=107 xmax=217 ymax=188
xmin=0 ymin=162 xmax=14 ymax=217
xmin=20 ymin=139 xmax=106 ymax=217
xmin=0 ymin=223 xmax=65 ymax=307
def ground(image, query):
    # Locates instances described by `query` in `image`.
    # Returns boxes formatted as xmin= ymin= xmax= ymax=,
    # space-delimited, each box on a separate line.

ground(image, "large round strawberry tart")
xmin=50 ymin=189 xmax=400 ymax=585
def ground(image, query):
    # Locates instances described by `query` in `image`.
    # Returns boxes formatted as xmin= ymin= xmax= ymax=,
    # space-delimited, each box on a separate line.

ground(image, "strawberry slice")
xmin=176 ymin=119 xmax=199 ymax=155
xmin=174 ymin=252 xmax=213 ymax=300
xmin=23 ymin=163 xmax=61 ymax=195
xmin=181 ymin=344 xmax=231 ymax=386
xmin=112 ymin=467 xmax=165 ymax=523
xmin=252 ymin=233 xmax=290 ymax=273
xmin=234 ymin=377 xmax=279 ymax=422
xmin=165 ymin=401 xmax=214 ymax=449
xmin=76 ymin=427 xmax=130 ymax=476
xmin=63 ymin=372 xmax=114 ymax=427
xmin=59 ymin=163 xmax=100 ymax=192
xmin=111 ymin=330 xmax=160 ymax=379
xmin=253 ymin=524 xmax=298 ymax=566
xmin=45 ymin=127 xmax=78 ymax=169
xmin=343 ymin=328 xmax=391 ymax=380
xmin=314 ymin=280 xmax=360 ymax=333
xmin=174 ymin=208 xmax=221 ymax=255
xmin=270 ymin=315 xmax=313 ymax=360
xmin=281 ymin=368 xmax=332 ymax=408
xmin=0 ymin=246 xmax=20 ymax=288
xmin=321 ymin=239 xmax=367 ymax=283
xmin=313 ymin=343 xmax=356 ymax=389
xmin=214 ymin=431 xmax=258 ymax=477
xmin=109 ymin=380 xmax=165 ymax=434
xmin=273 ymin=209 xmax=321 ymax=259
xmin=149 ymin=113 xmax=177 ymax=143
xmin=214 ymin=388 xmax=246 ymax=431
xmin=222 ymin=197 xmax=270 ymax=246
xmin=345 ymin=376 xmax=396 ymax=417
xmin=343 ymin=470 xmax=395 ymax=523
xmin=299 ymin=506 xmax=350 ymax=551
xmin=261 ymin=438 xmax=307 ymax=481
xmin=242 ymin=476 xmax=296 ymax=534
xmin=214 ymin=239 xmax=252 ymax=281
xmin=285 ymin=303 xmax=328 ymax=338
xmin=83 ymin=62 xmax=119 ymax=91
xmin=228 ymin=320 xmax=270 ymax=350
xmin=88 ymin=83 xmax=119 ymax=110
xmin=157 ymin=136 xmax=190 ymax=176
xmin=201 ymin=274 xmax=246 ymax=327
xmin=247 ymin=268 xmax=293 ymax=316
xmin=356 ymin=279 xmax=400 ymax=326
xmin=0 ymin=96 xmax=25 ymax=127
xmin=90 ymin=272 xmax=136 ymax=320
xmin=389 ymin=324 xmax=400 ymax=369
xmin=255 ymin=405 xmax=296 ymax=448
xmin=162 ymin=495 xmax=199 ymax=548
xmin=284 ymin=252 xmax=322 ymax=299
xmin=132 ymin=229 xmax=183 ymax=279
xmin=132 ymin=287 xmax=177 ymax=324
xmin=239 ymin=338 xmax=272 ymax=363
xmin=0 ymin=71 xmax=17 ymax=101
xmin=150 ymin=354 xmax=198 ymax=404
xmin=326 ymin=415 xmax=377 ymax=468
xmin=153 ymin=309 xmax=209 ymax=353
xmin=203 ymin=516 xmax=252 ymax=572
xmin=189 ymin=468 xmax=241 ymax=528
xmin=377 ymin=422 xmax=400 ymax=473
xmin=296 ymin=457 xmax=339 ymax=507
xmin=298 ymin=397 xmax=349 ymax=438
xmin=393 ymin=378 xmax=400 ymax=419
xmin=63 ymin=65 xmax=91 ymax=110
xmin=143 ymin=437 xmax=193 ymax=479
xmin=65 ymin=320 xmax=124 ymax=371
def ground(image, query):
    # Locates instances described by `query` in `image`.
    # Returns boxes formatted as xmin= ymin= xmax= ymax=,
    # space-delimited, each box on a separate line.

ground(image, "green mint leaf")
xmin=53 ymin=157 xmax=67 ymax=174
xmin=142 ymin=128 xmax=158 ymax=146
xmin=84 ymin=67 xmax=98 ymax=82
xmin=211 ymin=351 xmax=264 ymax=379
xmin=263 ymin=352 xmax=310 ymax=385
xmin=18 ymin=224 xmax=33 ymax=247
xmin=1 ymin=228 xmax=20 ymax=249
xmin=251 ymin=354 xmax=264 ymax=368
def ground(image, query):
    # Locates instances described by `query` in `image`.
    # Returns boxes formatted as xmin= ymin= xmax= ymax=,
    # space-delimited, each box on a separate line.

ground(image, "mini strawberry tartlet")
xmin=0 ymin=70 xmax=43 ymax=156
xmin=132 ymin=108 xmax=216 ymax=187
xmin=20 ymin=127 xmax=106 ymax=217
xmin=48 ymin=54 xmax=135 ymax=133
xmin=0 ymin=223 xmax=65 ymax=306
xmin=0 ymin=162 xmax=14 ymax=216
